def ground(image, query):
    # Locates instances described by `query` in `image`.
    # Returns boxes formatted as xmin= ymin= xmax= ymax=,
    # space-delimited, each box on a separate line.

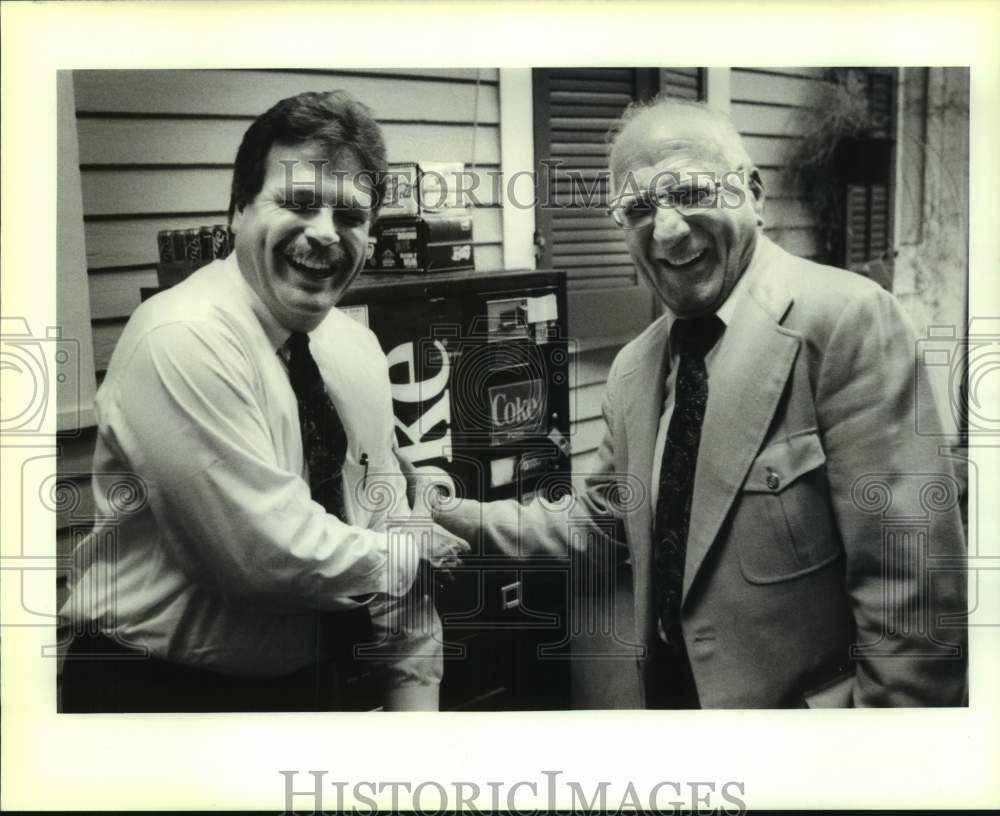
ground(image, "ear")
xmin=748 ymin=167 xmax=765 ymax=227
xmin=230 ymin=207 xmax=244 ymax=234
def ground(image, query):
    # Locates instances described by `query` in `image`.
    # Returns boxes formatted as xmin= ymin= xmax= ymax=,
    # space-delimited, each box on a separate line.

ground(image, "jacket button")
xmin=765 ymin=469 xmax=780 ymax=490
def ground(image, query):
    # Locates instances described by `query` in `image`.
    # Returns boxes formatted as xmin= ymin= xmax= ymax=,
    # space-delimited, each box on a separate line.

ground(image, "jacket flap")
xmin=743 ymin=431 xmax=826 ymax=493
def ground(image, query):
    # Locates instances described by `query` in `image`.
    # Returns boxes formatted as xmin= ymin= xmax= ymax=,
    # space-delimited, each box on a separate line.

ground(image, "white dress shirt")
xmin=61 ymin=254 xmax=440 ymax=685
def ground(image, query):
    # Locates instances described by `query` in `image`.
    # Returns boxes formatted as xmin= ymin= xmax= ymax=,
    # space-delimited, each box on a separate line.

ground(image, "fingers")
xmin=408 ymin=467 xmax=455 ymax=517
xmin=431 ymin=552 xmax=462 ymax=571
xmin=415 ymin=553 xmax=458 ymax=598
xmin=435 ymin=522 xmax=470 ymax=551
xmin=425 ymin=485 xmax=449 ymax=513
xmin=394 ymin=446 xmax=416 ymax=478
xmin=394 ymin=447 xmax=418 ymax=509
xmin=417 ymin=526 xmax=469 ymax=580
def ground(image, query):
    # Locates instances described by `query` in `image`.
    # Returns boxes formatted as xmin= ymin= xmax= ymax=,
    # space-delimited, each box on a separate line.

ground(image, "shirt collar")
xmin=662 ymin=230 xmax=759 ymax=344
xmin=226 ymin=252 xmax=292 ymax=352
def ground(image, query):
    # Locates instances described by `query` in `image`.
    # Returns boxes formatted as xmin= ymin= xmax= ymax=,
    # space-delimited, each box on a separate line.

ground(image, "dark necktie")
xmin=651 ymin=315 xmax=723 ymax=707
xmin=283 ymin=331 xmax=372 ymax=676
xmin=285 ymin=331 xmax=349 ymax=521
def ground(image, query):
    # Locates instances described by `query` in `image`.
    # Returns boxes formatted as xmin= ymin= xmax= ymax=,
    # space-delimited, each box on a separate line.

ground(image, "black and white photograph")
xmin=2 ymin=2 xmax=998 ymax=813
xmin=52 ymin=64 xmax=971 ymax=714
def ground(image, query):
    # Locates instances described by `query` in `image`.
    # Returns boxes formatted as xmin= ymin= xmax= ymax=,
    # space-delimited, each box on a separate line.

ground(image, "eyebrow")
xmin=617 ymin=176 xmax=710 ymax=201
xmin=280 ymin=186 xmax=371 ymax=210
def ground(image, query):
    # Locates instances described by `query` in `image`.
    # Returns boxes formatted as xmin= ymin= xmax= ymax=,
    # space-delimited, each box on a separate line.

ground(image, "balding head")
xmin=609 ymin=99 xmax=754 ymax=197
xmin=604 ymin=96 xmax=765 ymax=318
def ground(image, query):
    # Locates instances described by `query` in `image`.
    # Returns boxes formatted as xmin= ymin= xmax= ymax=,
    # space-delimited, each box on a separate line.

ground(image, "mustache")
xmin=286 ymin=244 xmax=349 ymax=268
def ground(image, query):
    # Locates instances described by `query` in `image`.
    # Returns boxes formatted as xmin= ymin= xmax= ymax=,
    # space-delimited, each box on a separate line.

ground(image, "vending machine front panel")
xmin=342 ymin=270 xmax=572 ymax=710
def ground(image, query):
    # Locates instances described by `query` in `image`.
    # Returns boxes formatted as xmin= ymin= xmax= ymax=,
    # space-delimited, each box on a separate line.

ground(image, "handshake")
xmin=396 ymin=453 xmax=470 ymax=585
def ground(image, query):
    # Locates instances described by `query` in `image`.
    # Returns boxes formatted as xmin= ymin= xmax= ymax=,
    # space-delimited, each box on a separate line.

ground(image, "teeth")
xmin=287 ymin=256 xmax=333 ymax=274
xmin=663 ymin=249 xmax=705 ymax=267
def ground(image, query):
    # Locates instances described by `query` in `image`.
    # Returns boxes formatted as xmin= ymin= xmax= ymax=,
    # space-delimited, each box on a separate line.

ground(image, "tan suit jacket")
xmin=438 ymin=235 xmax=967 ymax=707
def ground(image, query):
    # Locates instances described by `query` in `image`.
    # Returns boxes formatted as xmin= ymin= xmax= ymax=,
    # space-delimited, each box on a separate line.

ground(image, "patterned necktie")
xmin=283 ymin=331 xmax=371 ymax=677
xmin=285 ymin=331 xmax=349 ymax=521
xmin=652 ymin=315 xmax=724 ymax=701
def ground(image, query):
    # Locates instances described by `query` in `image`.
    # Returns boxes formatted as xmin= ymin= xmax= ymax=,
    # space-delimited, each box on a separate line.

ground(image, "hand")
xmin=394 ymin=444 xmax=419 ymax=509
xmin=394 ymin=446 xmax=455 ymax=515
xmin=414 ymin=469 xmax=453 ymax=516
xmin=421 ymin=522 xmax=470 ymax=570
xmin=418 ymin=523 xmax=470 ymax=593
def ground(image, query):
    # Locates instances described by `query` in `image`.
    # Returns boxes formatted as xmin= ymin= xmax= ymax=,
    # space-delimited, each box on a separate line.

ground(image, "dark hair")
xmin=227 ymin=90 xmax=388 ymax=222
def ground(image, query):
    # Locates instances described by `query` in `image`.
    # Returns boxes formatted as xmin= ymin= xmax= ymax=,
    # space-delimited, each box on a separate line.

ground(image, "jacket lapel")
xmin=682 ymin=237 xmax=800 ymax=601
xmin=619 ymin=317 xmax=671 ymax=594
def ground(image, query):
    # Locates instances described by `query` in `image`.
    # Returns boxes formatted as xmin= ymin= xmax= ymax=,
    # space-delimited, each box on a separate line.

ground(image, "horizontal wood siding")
xmin=730 ymin=67 xmax=825 ymax=259
xmin=75 ymin=68 xmax=503 ymax=376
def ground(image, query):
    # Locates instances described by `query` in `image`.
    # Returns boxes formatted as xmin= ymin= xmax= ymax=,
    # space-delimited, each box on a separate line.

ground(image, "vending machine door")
xmin=342 ymin=270 xmax=572 ymax=710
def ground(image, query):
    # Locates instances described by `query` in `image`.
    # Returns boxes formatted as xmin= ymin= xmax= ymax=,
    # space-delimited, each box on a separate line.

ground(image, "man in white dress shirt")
xmin=60 ymin=90 xmax=467 ymax=712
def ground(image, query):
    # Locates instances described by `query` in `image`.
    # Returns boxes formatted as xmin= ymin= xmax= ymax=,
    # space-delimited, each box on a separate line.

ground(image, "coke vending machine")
xmin=340 ymin=269 xmax=573 ymax=710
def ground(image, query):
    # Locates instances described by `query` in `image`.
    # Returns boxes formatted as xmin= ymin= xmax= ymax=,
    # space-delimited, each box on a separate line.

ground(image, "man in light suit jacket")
xmin=429 ymin=98 xmax=967 ymax=708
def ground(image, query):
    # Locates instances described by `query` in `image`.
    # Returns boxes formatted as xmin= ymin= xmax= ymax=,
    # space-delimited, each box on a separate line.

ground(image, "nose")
xmin=650 ymin=204 xmax=690 ymax=248
xmin=304 ymin=207 xmax=339 ymax=247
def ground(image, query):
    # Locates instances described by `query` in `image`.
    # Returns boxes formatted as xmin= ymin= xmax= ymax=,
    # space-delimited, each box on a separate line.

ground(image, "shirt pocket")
xmin=735 ymin=430 xmax=842 ymax=584
xmin=341 ymin=446 xmax=406 ymax=532
xmin=340 ymin=450 xmax=371 ymax=529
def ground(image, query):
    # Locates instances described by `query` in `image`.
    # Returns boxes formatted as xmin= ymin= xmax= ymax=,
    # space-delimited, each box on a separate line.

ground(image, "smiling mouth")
xmin=659 ymin=248 xmax=708 ymax=270
xmin=284 ymin=255 xmax=342 ymax=281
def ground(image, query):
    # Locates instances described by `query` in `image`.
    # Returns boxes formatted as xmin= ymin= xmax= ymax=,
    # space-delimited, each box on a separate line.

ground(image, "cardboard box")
xmin=381 ymin=161 xmax=467 ymax=219
xmin=367 ymin=209 xmax=475 ymax=274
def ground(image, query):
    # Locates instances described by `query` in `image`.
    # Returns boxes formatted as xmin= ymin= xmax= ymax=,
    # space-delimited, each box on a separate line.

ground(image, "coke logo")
xmin=489 ymin=379 xmax=544 ymax=432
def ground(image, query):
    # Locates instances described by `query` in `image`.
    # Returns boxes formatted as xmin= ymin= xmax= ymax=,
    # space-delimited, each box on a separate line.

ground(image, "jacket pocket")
xmin=736 ymin=431 xmax=842 ymax=584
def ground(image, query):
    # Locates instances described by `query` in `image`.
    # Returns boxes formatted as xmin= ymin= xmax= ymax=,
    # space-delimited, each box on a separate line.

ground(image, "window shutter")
xmin=865 ymin=71 xmax=895 ymax=138
xmin=845 ymin=182 xmax=891 ymax=267
xmin=840 ymin=69 xmax=897 ymax=291
xmin=660 ymin=68 xmax=703 ymax=100
xmin=533 ymin=68 xmax=650 ymax=285
xmin=533 ymin=68 xmax=703 ymax=286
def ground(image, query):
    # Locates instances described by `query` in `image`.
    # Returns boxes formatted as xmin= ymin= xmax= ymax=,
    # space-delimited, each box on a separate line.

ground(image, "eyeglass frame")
xmin=606 ymin=174 xmax=735 ymax=229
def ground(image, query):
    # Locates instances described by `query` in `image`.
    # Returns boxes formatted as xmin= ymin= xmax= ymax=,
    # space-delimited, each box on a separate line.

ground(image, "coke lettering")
xmin=386 ymin=339 xmax=452 ymax=463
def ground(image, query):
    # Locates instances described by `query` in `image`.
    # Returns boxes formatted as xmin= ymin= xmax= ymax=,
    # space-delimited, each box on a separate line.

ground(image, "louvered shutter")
xmin=845 ymin=71 xmax=894 ymax=267
xmin=533 ymin=68 xmax=652 ymax=285
xmin=660 ymin=67 xmax=702 ymax=100
xmin=842 ymin=70 xmax=897 ymax=291
xmin=533 ymin=68 xmax=703 ymax=286
xmin=845 ymin=182 xmax=891 ymax=266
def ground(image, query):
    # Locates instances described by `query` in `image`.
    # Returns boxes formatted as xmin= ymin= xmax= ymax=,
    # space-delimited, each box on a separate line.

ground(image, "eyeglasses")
xmin=607 ymin=179 xmax=723 ymax=229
